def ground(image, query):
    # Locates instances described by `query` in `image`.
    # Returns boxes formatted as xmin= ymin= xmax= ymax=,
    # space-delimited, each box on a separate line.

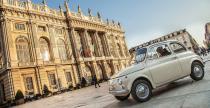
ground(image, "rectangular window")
xmin=25 ymin=77 xmax=34 ymax=91
xmin=15 ymin=23 xmax=25 ymax=30
xmin=48 ymin=74 xmax=56 ymax=85
xmin=38 ymin=26 xmax=46 ymax=32
xmin=65 ymin=72 xmax=72 ymax=82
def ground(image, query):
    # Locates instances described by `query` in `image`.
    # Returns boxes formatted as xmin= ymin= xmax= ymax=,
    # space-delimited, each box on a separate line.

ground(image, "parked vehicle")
xmin=109 ymin=40 xmax=204 ymax=102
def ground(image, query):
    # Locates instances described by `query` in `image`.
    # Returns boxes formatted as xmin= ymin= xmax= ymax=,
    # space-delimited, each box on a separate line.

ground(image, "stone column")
xmin=92 ymin=61 xmax=100 ymax=79
xmin=84 ymin=29 xmax=92 ymax=57
xmin=94 ymin=32 xmax=103 ymax=56
xmin=102 ymin=61 xmax=109 ymax=80
xmin=26 ymin=22 xmax=35 ymax=63
xmin=0 ymin=19 xmax=8 ymax=68
xmin=29 ymin=22 xmax=43 ymax=64
xmin=70 ymin=28 xmax=82 ymax=61
xmin=92 ymin=31 xmax=100 ymax=57
xmin=27 ymin=21 xmax=42 ymax=93
xmin=69 ymin=28 xmax=82 ymax=82
xmin=4 ymin=19 xmax=18 ymax=67
xmin=119 ymin=39 xmax=126 ymax=58
xmin=47 ymin=24 xmax=59 ymax=63
xmin=63 ymin=27 xmax=73 ymax=61
xmin=103 ymin=33 xmax=111 ymax=57
xmin=0 ymin=18 xmax=16 ymax=99
xmin=111 ymin=61 xmax=118 ymax=74
xmin=123 ymin=37 xmax=130 ymax=58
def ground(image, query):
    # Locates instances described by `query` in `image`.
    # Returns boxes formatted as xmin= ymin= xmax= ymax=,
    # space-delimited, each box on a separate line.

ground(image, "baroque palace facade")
xmin=0 ymin=0 xmax=130 ymax=103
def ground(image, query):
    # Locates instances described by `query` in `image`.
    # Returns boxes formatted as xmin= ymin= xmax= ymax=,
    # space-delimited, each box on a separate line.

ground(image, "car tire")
xmin=115 ymin=94 xmax=130 ymax=101
xmin=190 ymin=62 xmax=204 ymax=81
xmin=131 ymin=80 xmax=152 ymax=102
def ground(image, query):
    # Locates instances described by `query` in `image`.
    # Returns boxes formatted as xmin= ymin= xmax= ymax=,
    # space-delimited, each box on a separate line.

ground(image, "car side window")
xmin=170 ymin=42 xmax=187 ymax=53
xmin=148 ymin=44 xmax=171 ymax=60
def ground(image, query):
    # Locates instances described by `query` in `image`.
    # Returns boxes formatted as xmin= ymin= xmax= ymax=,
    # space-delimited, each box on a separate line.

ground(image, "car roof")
xmin=145 ymin=40 xmax=179 ymax=49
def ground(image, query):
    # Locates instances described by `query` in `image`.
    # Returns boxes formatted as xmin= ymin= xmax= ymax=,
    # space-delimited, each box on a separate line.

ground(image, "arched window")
xmin=39 ymin=38 xmax=51 ymax=61
xmin=57 ymin=39 xmax=67 ymax=61
xmin=16 ymin=37 xmax=30 ymax=63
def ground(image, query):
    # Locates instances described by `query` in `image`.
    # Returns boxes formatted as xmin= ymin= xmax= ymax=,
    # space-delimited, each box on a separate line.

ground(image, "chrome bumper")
xmin=109 ymin=89 xmax=129 ymax=96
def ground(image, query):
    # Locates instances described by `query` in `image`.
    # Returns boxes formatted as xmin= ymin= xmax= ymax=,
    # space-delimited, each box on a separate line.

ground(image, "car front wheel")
xmin=115 ymin=94 xmax=130 ymax=101
xmin=131 ymin=80 xmax=152 ymax=102
xmin=190 ymin=62 xmax=204 ymax=81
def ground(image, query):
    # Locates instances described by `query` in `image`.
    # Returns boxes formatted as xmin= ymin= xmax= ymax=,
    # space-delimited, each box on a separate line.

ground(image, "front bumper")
xmin=109 ymin=89 xmax=129 ymax=96
xmin=108 ymin=78 xmax=130 ymax=96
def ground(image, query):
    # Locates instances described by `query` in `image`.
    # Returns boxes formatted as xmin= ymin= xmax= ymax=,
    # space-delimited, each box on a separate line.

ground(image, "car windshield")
xmin=135 ymin=48 xmax=147 ymax=63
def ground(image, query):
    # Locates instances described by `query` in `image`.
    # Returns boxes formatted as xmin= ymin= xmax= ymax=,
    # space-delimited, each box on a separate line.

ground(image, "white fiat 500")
xmin=109 ymin=40 xmax=204 ymax=102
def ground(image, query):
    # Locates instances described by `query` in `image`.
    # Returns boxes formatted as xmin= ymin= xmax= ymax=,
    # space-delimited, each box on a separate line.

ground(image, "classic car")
xmin=109 ymin=40 xmax=204 ymax=102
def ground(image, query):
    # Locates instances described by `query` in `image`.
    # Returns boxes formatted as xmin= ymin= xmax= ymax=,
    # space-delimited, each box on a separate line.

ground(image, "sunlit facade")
xmin=0 ymin=0 xmax=130 ymax=103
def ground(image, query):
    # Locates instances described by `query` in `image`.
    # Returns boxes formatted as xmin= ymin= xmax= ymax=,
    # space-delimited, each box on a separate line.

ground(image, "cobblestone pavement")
xmin=14 ymin=61 xmax=210 ymax=108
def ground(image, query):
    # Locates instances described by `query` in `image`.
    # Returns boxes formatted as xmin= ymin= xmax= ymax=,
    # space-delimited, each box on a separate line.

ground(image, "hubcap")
xmin=193 ymin=65 xmax=203 ymax=78
xmin=135 ymin=83 xmax=149 ymax=99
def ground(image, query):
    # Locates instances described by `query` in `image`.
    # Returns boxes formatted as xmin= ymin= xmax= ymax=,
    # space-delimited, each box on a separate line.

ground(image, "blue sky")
xmin=33 ymin=0 xmax=210 ymax=48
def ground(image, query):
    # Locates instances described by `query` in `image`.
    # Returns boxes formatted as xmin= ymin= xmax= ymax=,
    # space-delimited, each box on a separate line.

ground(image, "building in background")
xmin=205 ymin=23 xmax=210 ymax=49
xmin=0 ymin=0 xmax=130 ymax=103
xmin=129 ymin=29 xmax=199 ymax=60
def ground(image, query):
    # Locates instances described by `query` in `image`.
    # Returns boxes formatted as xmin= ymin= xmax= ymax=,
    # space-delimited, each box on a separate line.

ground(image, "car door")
xmin=169 ymin=42 xmax=191 ymax=76
xmin=147 ymin=43 xmax=182 ymax=86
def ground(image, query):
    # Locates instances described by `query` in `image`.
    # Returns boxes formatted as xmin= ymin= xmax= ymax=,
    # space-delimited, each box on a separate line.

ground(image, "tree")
xmin=43 ymin=84 xmax=51 ymax=96
xmin=15 ymin=90 xmax=24 ymax=100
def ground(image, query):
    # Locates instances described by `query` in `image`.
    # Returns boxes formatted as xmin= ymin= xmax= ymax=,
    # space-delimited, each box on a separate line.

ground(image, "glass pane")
xmin=170 ymin=43 xmax=186 ymax=53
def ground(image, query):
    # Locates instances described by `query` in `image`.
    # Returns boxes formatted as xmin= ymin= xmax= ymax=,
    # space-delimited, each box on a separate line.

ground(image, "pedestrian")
xmin=81 ymin=77 xmax=87 ymax=87
xmin=92 ymin=75 xmax=100 ymax=88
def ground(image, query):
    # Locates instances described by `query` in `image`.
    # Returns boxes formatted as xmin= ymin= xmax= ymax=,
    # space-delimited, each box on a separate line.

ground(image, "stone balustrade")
xmin=3 ymin=0 xmax=122 ymax=30
xmin=4 ymin=0 xmax=64 ymax=17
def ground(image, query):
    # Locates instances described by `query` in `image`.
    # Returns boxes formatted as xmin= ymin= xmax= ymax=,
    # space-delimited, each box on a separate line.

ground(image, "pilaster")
xmin=94 ymin=31 xmax=101 ymax=57
xmin=30 ymin=22 xmax=43 ymax=65
xmin=103 ymin=33 xmax=111 ymax=57
xmin=92 ymin=61 xmax=100 ymax=79
xmin=0 ymin=18 xmax=12 ymax=68
xmin=47 ymin=24 xmax=59 ymax=63
xmin=63 ymin=27 xmax=73 ymax=61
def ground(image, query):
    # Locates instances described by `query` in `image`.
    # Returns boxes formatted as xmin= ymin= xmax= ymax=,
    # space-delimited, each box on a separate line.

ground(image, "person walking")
xmin=92 ymin=75 xmax=100 ymax=88
xmin=81 ymin=77 xmax=87 ymax=87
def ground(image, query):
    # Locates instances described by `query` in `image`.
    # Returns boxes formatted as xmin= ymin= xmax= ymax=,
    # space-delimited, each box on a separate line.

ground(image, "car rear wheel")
xmin=131 ymin=80 xmax=152 ymax=102
xmin=115 ymin=94 xmax=130 ymax=101
xmin=190 ymin=62 xmax=204 ymax=81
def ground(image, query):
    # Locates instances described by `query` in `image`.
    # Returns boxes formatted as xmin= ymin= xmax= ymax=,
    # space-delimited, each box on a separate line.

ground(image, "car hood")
xmin=111 ymin=62 xmax=145 ymax=79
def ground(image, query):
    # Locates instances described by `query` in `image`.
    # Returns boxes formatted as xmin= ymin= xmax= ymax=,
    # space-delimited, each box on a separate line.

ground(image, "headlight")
xmin=117 ymin=78 xmax=123 ymax=85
